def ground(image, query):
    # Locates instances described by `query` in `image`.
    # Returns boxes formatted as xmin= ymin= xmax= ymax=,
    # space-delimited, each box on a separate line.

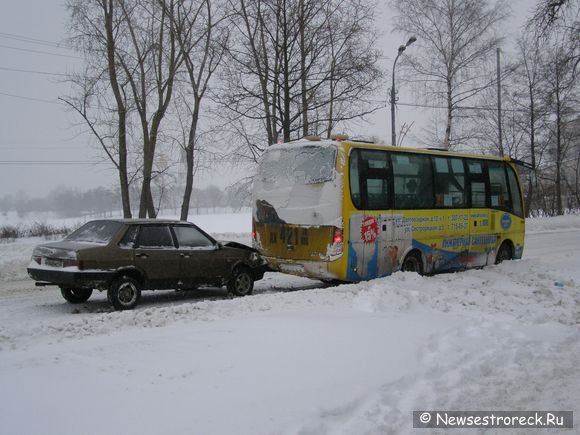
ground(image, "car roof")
xmin=87 ymin=218 xmax=194 ymax=225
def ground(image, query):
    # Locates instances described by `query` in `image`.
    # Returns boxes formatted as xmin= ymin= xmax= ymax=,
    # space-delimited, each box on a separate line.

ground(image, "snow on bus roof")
xmin=267 ymin=137 xmax=513 ymax=163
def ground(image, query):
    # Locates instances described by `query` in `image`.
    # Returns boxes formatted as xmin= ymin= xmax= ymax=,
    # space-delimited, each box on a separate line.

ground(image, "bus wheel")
xmin=495 ymin=242 xmax=513 ymax=264
xmin=402 ymin=252 xmax=423 ymax=274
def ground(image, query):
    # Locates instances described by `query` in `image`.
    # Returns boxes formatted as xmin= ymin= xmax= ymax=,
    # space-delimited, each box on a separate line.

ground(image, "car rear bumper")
xmin=27 ymin=267 xmax=115 ymax=290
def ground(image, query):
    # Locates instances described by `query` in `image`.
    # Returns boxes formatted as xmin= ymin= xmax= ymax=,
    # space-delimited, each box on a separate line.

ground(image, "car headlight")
xmin=250 ymin=252 xmax=265 ymax=264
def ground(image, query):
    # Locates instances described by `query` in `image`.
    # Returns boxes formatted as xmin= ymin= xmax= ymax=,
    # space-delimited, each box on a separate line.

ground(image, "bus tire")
xmin=401 ymin=252 xmax=423 ymax=274
xmin=495 ymin=241 xmax=513 ymax=264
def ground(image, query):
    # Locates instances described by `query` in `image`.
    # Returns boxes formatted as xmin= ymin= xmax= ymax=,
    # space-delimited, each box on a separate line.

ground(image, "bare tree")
xmin=64 ymin=0 xmax=136 ymax=217
xmin=118 ymin=0 xmax=182 ymax=218
xmin=543 ymin=45 xmax=578 ymax=215
xmin=513 ymin=33 xmax=548 ymax=216
xmin=391 ymin=0 xmax=508 ymax=148
xmin=529 ymin=0 xmax=579 ymax=74
xmin=219 ymin=0 xmax=382 ymax=153
xmin=167 ymin=0 xmax=228 ymax=220
xmin=65 ymin=0 xmax=183 ymax=219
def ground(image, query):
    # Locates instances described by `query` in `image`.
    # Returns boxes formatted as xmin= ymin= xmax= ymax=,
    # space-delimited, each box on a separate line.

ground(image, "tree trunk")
xmin=555 ymin=71 xmax=563 ymax=215
xmin=105 ymin=0 xmax=132 ymax=218
xmin=525 ymin=83 xmax=536 ymax=217
xmin=282 ymin=1 xmax=291 ymax=142
xmin=444 ymin=79 xmax=453 ymax=149
xmin=180 ymin=105 xmax=200 ymax=221
xmin=299 ymin=0 xmax=309 ymax=136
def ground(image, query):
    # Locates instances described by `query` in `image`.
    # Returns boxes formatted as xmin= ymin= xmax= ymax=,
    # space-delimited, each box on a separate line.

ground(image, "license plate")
xmin=279 ymin=263 xmax=305 ymax=274
xmin=44 ymin=258 xmax=63 ymax=268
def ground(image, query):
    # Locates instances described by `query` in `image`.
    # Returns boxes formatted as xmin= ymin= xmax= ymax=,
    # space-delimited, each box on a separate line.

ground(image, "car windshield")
xmin=65 ymin=221 xmax=122 ymax=244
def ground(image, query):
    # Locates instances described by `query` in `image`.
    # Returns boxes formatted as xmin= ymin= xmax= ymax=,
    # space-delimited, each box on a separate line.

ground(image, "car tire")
xmin=108 ymin=276 xmax=141 ymax=310
xmin=227 ymin=267 xmax=254 ymax=296
xmin=60 ymin=288 xmax=93 ymax=304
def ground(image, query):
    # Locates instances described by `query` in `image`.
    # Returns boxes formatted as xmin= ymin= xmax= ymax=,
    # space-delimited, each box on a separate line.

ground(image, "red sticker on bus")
xmin=360 ymin=216 xmax=378 ymax=244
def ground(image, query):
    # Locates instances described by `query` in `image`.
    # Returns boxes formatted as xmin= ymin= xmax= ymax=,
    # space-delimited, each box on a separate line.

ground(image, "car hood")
xmin=219 ymin=241 xmax=257 ymax=252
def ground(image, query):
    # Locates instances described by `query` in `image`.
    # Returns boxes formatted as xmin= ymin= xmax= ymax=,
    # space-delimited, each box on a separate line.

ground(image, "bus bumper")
xmin=264 ymin=257 xmax=340 ymax=280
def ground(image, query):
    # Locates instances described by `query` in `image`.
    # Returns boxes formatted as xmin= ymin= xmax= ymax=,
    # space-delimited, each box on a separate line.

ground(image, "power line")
xmin=0 ymin=160 xmax=97 ymax=166
xmin=0 ymin=32 xmax=68 ymax=50
xmin=0 ymin=66 xmax=69 ymax=77
xmin=0 ymin=145 xmax=83 ymax=149
xmin=394 ymin=100 xmax=579 ymax=115
xmin=0 ymin=44 xmax=81 ymax=60
xmin=0 ymin=158 xmax=256 ymax=166
xmin=0 ymin=91 xmax=58 ymax=104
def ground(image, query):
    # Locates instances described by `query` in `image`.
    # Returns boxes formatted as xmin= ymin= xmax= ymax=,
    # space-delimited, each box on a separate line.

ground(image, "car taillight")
xmin=63 ymin=259 xmax=81 ymax=268
xmin=252 ymin=221 xmax=256 ymax=240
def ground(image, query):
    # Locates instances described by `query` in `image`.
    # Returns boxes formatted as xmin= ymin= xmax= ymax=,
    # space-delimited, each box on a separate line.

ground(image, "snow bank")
xmin=526 ymin=214 xmax=580 ymax=233
xmin=1 ymin=213 xmax=579 ymax=434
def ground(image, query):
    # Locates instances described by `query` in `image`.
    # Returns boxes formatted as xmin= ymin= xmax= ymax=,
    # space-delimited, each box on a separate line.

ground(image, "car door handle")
xmin=180 ymin=253 xmax=190 ymax=259
xmin=136 ymin=253 xmax=148 ymax=258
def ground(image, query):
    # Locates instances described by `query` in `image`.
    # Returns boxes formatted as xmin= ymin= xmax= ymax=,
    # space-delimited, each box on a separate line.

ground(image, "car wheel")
xmin=227 ymin=267 xmax=254 ymax=296
xmin=108 ymin=276 xmax=141 ymax=310
xmin=60 ymin=288 xmax=93 ymax=304
xmin=495 ymin=242 xmax=513 ymax=264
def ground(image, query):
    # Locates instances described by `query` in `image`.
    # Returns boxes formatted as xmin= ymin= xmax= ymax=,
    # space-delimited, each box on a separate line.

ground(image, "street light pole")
xmin=390 ymin=36 xmax=416 ymax=146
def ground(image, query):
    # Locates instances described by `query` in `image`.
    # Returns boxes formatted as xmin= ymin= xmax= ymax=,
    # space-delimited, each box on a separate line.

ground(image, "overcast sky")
xmin=0 ymin=0 xmax=537 ymax=198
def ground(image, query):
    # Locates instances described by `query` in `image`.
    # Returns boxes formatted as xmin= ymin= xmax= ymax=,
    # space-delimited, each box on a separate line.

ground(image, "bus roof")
xmin=270 ymin=137 xmax=513 ymax=163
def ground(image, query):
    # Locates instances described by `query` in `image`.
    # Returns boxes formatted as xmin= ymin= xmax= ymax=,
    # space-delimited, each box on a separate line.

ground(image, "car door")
xmin=134 ymin=224 xmax=181 ymax=289
xmin=173 ymin=224 xmax=225 ymax=287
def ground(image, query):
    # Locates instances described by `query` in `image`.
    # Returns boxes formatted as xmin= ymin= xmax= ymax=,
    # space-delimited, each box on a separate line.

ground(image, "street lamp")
xmin=390 ymin=36 xmax=417 ymax=146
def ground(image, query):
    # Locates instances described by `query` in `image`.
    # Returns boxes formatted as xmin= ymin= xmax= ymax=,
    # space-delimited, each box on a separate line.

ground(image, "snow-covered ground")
xmin=0 ymin=213 xmax=579 ymax=434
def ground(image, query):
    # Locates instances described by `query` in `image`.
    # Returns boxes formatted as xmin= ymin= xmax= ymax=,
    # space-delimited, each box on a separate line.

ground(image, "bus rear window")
xmin=258 ymin=146 xmax=336 ymax=185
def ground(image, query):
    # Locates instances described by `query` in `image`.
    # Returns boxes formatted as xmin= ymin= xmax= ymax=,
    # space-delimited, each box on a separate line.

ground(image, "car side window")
xmin=173 ymin=226 xmax=214 ymax=248
xmin=119 ymin=225 xmax=139 ymax=248
xmin=137 ymin=225 xmax=175 ymax=248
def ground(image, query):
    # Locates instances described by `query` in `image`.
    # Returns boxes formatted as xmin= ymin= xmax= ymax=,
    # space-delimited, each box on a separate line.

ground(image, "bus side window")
xmin=506 ymin=165 xmax=524 ymax=217
xmin=349 ymin=150 xmax=362 ymax=208
xmin=392 ymin=153 xmax=433 ymax=209
xmin=349 ymin=149 xmax=390 ymax=210
xmin=467 ymin=160 xmax=487 ymax=208
xmin=433 ymin=157 xmax=466 ymax=207
xmin=488 ymin=161 xmax=511 ymax=211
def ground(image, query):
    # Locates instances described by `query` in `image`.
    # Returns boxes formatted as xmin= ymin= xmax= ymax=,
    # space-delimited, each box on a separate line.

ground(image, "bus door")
xmin=431 ymin=156 xmax=469 ymax=272
xmin=347 ymin=149 xmax=393 ymax=280
xmin=467 ymin=160 xmax=493 ymax=267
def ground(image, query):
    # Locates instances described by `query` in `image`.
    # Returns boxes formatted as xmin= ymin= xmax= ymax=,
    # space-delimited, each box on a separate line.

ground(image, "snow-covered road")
xmin=0 ymin=215 xmax=579 ymax=434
